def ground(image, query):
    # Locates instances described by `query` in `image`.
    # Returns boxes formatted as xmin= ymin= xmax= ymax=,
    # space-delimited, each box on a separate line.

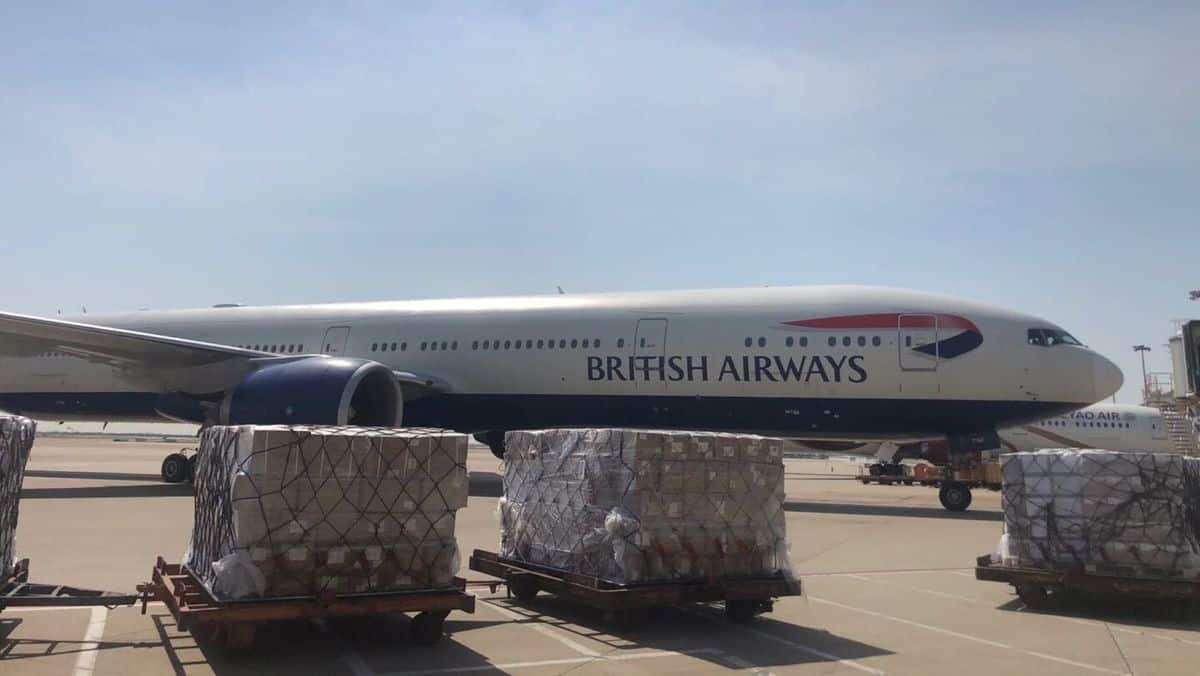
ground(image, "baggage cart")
xmin=0 ymin=559 xmax=139 ymax=610
xmin=469 ymin=549 xmax=799 ymax=625
xmin=974 ymin=554 xmax=1200 ymax=618
xmin=137 ymin=557 xmax=476 ymax=650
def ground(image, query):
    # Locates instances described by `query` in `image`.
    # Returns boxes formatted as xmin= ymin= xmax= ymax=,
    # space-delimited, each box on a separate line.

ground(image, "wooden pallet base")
xmin=139 ymin=557 xmax=475 ymax=649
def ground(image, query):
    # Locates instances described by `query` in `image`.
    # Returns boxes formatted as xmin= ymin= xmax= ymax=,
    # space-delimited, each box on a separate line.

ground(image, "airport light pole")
xmin=1133 ymin=345 xmax=1151 ymax=403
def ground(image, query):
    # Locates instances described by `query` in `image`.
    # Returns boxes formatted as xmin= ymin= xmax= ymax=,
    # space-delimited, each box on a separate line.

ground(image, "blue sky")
xmin=1 ymin=2 xmax=1197 ymax=404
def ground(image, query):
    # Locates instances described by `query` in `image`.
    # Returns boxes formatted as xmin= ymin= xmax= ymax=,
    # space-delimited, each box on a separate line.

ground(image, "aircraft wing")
xmin=0 ymin=311 xmax=452 ymax=396
xmin=0 ymin=311 xmax=263 ymax=367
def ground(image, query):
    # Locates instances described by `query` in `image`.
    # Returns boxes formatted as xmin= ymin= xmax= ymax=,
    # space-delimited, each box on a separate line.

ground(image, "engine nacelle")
xmin=218 ymin=357 xmax=403 ymax=426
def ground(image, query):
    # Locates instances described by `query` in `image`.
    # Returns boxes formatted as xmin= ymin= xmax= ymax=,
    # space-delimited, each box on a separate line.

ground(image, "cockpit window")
xmin=1028 ymin=328 xmax=1083 ymax=347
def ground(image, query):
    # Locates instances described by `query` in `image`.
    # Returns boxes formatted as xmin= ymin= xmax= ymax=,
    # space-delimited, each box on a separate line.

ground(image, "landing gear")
xmin=475 ymin=430 xmax=507 ymax=460
xmin=160 ymin=453 xmax=190 ymax=484
xmin=939 ymin=482 xmax=972 ymax=512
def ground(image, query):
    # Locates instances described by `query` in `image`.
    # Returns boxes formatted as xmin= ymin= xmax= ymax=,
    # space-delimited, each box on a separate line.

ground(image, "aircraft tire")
xmin=161 ymin=453 xmax=189 ymax=484
xmin=939 ymin=482 xmax=972 ymax=512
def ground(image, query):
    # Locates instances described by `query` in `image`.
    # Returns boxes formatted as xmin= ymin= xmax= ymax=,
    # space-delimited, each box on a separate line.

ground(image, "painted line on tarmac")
xmin=848 ymin=572 xmax=1200 ymax=650
xmin=5 ymin=601 xmax=163 ymax=613
xmin=841 ymin=573 xmax=988 ymax=605
xmin=685 ymin=606 xmax=884 ymax=675
xmin=479 ymin=599 xmax=600 ymax=657
xmin=380 ymin=648 xmax=723 ymax=675
xmin=312 ymin=617 xmax=375 ymax=676
xmin=809 ymin=596 xmax=1130 ymax=675
xmin=71 ymin=606 xmax=108 ymax=676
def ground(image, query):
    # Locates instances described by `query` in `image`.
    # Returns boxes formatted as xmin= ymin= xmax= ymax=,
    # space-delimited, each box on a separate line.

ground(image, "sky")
xmin=1 ymin=1 xmax=1198 ymax=406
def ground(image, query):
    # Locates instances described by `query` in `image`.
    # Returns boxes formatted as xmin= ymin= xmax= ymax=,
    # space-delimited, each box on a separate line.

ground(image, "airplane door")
xmin=898 ymin=314 xmax=938 ymax=371
xmin=634 ymin=319 xmax=668 ymax=392
xmin=322 ymin=326 xmax=351 ymax=355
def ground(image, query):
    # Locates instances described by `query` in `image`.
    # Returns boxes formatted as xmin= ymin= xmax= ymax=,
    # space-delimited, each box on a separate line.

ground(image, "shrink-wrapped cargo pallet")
xmin=499 ymin=429 xmax=791 ymax=585
xmin=0 ymin=416 xmax=36 ymax=579
xmin=998 ymin=449 xmax=1200 ymax=578
xmin=186 ymin=425 xmax=468 ymax=600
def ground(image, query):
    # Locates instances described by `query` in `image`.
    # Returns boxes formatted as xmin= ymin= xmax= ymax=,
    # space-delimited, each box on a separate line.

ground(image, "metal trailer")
xmin=974 ymin=555 xmax=1200 ymax=618
xmin=469 ymin=549 xmax=799 ymax=625
xmin=0 ymin=558 xmax=140 ymax=610
xmin=137 ymin=557 xmax=477 ymax=650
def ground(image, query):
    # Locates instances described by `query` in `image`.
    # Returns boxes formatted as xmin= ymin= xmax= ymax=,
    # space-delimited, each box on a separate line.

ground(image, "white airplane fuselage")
xmin=999 ymin=403 xmax=1176 ymax=454
xmin=0 ymin=286 xmax=1123 ymax=442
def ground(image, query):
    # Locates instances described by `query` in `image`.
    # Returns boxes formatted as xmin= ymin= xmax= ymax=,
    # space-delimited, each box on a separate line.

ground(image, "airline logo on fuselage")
xmin=587 ymin=355 xmax=868 ymax=383
xmin=783 ymin=313 xmax=984 ymax=359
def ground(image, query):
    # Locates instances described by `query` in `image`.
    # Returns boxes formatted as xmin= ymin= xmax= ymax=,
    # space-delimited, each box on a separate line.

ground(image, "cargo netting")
xmin=500 ymin=429 xmax=793 ymax=586
xmin=998 ymin=449 xmax=1200 ymax=578
xmin=0 ymin=416 xmax=36 ymax=578
xmin=186 ymin=425 xmax=468 ymax=600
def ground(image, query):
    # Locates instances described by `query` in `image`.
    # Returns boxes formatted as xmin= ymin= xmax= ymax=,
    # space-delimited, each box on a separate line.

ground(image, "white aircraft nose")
xmin=1093 ymin=354 xmax=1124 ymax=401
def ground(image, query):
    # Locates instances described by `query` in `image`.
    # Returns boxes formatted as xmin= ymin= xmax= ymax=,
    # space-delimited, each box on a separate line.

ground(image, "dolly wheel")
xmin=725 ymin=599 xmax=759 ymax=623
xmin=939 ymin=483 xmax=972 ymax=512
xmin=410 ymin=611 xmax=446 ymax=645
xmin=1015 ymin=584 xmax=1051 ymax=609
xmin=508 ymin=575 xmax=539 ymax=602
xmin=161 ymin=453 xmax=189 ymax=483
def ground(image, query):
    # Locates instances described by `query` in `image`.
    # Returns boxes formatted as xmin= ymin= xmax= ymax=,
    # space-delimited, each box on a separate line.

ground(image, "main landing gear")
xmin=938 ymin=481 xmax=973 ymax=512
xmin=474 ymin=431 xmax=507 ymax=460
xmin=160 ymin=451 xmax=196 ymax=484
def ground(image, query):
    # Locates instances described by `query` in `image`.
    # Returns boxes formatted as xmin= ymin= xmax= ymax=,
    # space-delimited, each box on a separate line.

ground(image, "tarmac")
xmin=5 ymin=436 xmax=1200 ymax=675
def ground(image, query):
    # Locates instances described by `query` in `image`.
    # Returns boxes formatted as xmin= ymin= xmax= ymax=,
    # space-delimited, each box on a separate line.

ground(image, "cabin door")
xmin=322 ymin=326 xmax=351 ymax=355
xmin=633 ymin=319 xmax=669 ymax=392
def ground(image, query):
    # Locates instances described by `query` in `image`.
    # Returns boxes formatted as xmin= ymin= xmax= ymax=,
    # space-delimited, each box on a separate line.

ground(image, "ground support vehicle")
xmin=0 ymin=558 xmax=139 ymax=610
xmin=975 ymin=554 xmax=1200 ymax=618
xmin=469 ymin=549 xmax=799 ymax=626
xmin=136 ymin=557 xmax=476 ymax=650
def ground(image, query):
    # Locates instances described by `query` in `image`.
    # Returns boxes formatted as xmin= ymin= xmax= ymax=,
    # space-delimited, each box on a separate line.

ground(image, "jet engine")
xmin=217 ymin=356 xmax=403 ymax=427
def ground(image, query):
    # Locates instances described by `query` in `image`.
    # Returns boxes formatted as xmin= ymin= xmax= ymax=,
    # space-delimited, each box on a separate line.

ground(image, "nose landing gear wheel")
xmin=161 ymin=453 xmax=189 ymax=483
xmin=939 ymin=482 xmax=972 ymax=512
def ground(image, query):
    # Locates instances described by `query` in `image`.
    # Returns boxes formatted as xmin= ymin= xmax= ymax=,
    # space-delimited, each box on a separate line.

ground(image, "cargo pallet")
xmin=137 ymin=557 xmax=476 ymax=650
xmin=469 ymin=549 xmax=799 ymax=624
xmin=975 ymin=554 xmax=1200 ymax=617
xmin=1 ymin=558 xmax=140 ymax=610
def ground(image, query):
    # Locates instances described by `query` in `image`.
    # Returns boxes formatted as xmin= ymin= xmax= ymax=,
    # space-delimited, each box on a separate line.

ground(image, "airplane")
xmin=997 ymin=403 xmax=1177 ymax=454
xmin=0 ymin=286 xmax=1122 ymax=494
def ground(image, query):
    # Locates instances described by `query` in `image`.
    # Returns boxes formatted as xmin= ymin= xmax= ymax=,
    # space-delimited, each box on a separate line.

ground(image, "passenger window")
xmin=473 ymin=341 xmax=479 ymax=350
xmin=504 ymin=340 xmax=512 ymax=349
xmin=744 ymin=337 xmax=752 ymax=348
xmin=857 ymin=336 xmax=866 ymax=347
xmin=420 ymin=342 xmax=427 ymax=351
xmin=431 ymin=342 xmax=438 ymax=351
xmin=441 ymin=341 xmax=448 ymax=351
xmin=786 ymin=337 xmax=794 ymax=347
xmin=391 ymin=342 xmax=398 ymax=351
xmin=842 ymin=336 xmax=851 ymax=347
xmin=757 ymin=337 xmax=766 ymax=348
xmin=547 ymin=340 xmax=554 ymax=349
xmin=800 ymin=337 xmax=808 ymax=347
xmin=872 ymin=336 xmax=881 ymax=347
xmin=828 ymin=337 xmax=836 ymax=347
xmin=515 ymin=340 xmax=522 ymax=350
xmin=525 ymin=340 xmax=532 ymax=349
xmin=571 ymin=339 xmax=579 ymax=348
xmin=482 ymin=341 xmax=489 ymax=350
xmin=559 ymin=339 xmax=566 ymax=348
xmin=582 ymin=339 xmax=590 ymax=348
xmin=618 ymin=338 xmax=625 ymax=348
xmin=595 ymin=339 xmax=602 ymax=348
xmin=537 ymin=339 xmax=544 ymax=349
xmin=400 ymin=342 xmax=407 ymax=351
xmin=905 ymin=336 xmax=911 ymax=347
xmin=452 ymin=341 xmax=458 ymax=350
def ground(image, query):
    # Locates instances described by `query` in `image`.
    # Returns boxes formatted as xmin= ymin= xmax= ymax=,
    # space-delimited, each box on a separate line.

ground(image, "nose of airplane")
xmin=1093 ymin=353 xmax=1124 ymax=401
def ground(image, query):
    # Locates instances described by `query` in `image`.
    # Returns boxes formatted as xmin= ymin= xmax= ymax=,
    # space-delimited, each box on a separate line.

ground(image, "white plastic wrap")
xmin=998 ymin=449 xmax=1200 ymax=578
xmin=186 ymin=425 xmax=468 ymax=599
xmin=500 ymin=429 xmax=791 ymax=585
xmin=0 ymin=416 xmax=36 ymax=578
